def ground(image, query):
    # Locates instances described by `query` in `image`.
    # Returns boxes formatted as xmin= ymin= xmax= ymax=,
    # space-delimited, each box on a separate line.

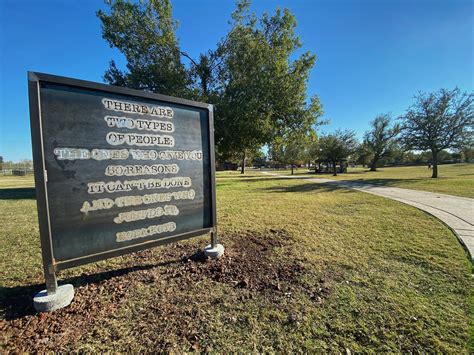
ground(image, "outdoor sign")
xmin=28 ymin=72 xmax=217 ymax=292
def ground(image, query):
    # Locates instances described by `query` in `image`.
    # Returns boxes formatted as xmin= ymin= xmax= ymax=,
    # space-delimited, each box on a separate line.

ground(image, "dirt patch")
xmin=166 ymin=229 xmax=307 ymax=292
xmin=1 ymin=229 xmax=332 ymax=352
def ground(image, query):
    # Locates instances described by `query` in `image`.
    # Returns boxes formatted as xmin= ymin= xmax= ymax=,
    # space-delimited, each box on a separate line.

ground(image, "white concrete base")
xmin=204 ymin=244 xmax=225 ymax=259
xmin=33 ymin=284 xmax=74 ymax=312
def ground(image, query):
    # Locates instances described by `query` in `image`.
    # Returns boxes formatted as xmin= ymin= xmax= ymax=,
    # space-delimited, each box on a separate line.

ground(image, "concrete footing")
xmin=204 ymin=244 xmax=225 ymax=259
xmin=33 ymin=284 xmax=74 ymax=312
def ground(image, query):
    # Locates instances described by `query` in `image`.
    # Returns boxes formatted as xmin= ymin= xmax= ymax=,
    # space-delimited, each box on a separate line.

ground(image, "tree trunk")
xmin=201 ymin=77 xmax=208 ymax=98
xmin=431 ymin=151 xmax=438 ymax=178
xmin=241 ymin=151 xmax=246 ymax=174
xmin=291 ymin=165 xmax=294 ymax=175
xmin=333 ymin=161 xmax=337 ymax=176
xmin=314 ymin=161 xmax=318 ymax=173
xmin=369 ymin=156 xmax=378 ymax=171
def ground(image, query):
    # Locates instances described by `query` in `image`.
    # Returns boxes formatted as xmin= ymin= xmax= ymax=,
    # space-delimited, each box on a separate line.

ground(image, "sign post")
xmin=28 ymin=72 xmax=222 ymax=312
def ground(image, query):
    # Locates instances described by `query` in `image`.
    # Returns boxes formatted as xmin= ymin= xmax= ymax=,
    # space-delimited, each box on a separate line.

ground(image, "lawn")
xmin=1 ymin=173 xmax=472 ymax=352
xmin=270 ymin=163 xmax=474 ymax=198
xmin=0 ymin=174 xmax=35 ymax=189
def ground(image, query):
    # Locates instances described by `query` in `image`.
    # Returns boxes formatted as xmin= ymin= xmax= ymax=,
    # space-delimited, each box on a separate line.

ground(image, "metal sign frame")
xmin=28 ymin=72 xmax=218 ymax=293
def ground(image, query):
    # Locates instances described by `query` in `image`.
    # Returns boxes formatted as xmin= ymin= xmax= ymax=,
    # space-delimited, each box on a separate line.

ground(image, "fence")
xmin=0 ymin=168 xmax=34 ymax=176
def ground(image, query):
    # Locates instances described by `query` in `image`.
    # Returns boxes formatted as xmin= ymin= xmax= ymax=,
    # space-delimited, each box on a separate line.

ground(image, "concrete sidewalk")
xmin=262 ymin=172 xmax=474 ymax=261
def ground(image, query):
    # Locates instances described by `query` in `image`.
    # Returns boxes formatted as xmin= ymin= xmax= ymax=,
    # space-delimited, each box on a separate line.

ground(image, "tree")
xmin=400 ymin=88 xmax=473 ymax=178
xmin=364 ymin=114 xmax=400 ymax=171
xmin=270 ymin=131 xmax=312 ymax=175
xmin=307 ymin=138 xmax=321 ymax=172
xmin=97 ymin=0 xmax=323 ymax=172
xmin=252 ymin=150 xmax=267 ymax=168
xmin=97 ymin=0 xmax=190 ymax=97
xmin=384 ymin=144 xmax=405 ymax=166
xmin=318 ymin=130 xmax=358 ymax=176
xmin=458 ymin=135 xmax=474 ymax=163
xmin=214 ymin=1 xmax=323 ymax=173
xmin=354 ymin=142 xmax=372 ymax=167
xmin=0 ymin=156 xmax=3 ymax=170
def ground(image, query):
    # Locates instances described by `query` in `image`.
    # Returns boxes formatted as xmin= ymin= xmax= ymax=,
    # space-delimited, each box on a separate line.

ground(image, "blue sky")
xmin=0 ymin=0 xmax=472 ymax=162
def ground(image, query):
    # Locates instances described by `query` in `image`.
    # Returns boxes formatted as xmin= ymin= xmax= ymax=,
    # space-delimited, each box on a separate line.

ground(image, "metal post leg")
xmin=204 ymin=229 xmax=224 ymax=259
xmin=211 ymin=227 xmax=218 ymax=248
xmin=44 ymin=264 xmax=58 ymax=294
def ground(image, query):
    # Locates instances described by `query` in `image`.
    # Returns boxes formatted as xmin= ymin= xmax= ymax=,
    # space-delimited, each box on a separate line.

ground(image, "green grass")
xmin=271 ymin=163 xmax=474 ymax=198
xmin=0 ymin=175 xmax=34 ymax=189
xmin=1 ymin=173 xmax=472 ymax=352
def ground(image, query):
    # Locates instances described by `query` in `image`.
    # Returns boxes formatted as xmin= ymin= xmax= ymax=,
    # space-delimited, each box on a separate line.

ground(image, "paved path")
xmin=262 ymin=172 xmax=474 ymax=262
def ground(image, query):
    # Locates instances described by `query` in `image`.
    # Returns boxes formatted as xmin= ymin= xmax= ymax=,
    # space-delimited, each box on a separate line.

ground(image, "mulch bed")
xmin=1 ymin=230 xmax=333 ymax=352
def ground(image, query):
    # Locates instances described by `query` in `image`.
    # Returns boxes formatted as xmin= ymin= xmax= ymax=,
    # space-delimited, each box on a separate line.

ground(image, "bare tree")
xmin=400 ymin=88 xmax=473 ymax=178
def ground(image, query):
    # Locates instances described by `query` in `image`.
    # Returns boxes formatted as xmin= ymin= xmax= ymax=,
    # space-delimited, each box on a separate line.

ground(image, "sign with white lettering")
xmin=28 ymin=72 xmax=216 ymax=288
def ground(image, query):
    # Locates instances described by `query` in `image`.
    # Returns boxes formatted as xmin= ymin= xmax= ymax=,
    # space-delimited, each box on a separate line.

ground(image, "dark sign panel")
xmin=28 ymin=72 xmax=216 ymax=290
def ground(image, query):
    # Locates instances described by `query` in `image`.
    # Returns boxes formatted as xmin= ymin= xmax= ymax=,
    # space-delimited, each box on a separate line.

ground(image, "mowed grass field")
xmin=0 ymin=175 xmax=35 ymax=189
xmin=273 ymin=163 xmax=474 ymax=198
xmin=1 ymin=172 xmax=473 ymax=352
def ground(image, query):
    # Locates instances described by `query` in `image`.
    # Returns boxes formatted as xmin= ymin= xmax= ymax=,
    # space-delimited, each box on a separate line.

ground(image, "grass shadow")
xmin=305 ymin=170 xmax=370 ymax=176
xmin=216 ymin=175 xmax=263 ymax=179
xmin=0 ymin=256 xmax=186 ymax=320
xmin=260 ymin=181 xmax=353 ymax=194
xmin=0 ymin=188 xmax=36 ymax=200
xmin=348 ymin=178 xmax=427 ymax=187
xmin=235 ymin=177 xmax=304 ymax=184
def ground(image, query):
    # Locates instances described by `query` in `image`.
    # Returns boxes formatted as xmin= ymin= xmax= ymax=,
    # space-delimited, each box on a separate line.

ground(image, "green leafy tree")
xmin=364 ymin=114 xmax=400 ymax=171
xmin=437 ymin=150 xmax=454 ymax=162
xmin=214 ymin=1 xmax=323 ymax=173
xmin=354 ymin=142 xmax=372 ymax=168
xmin=400 ymin=88 xmax=473 ymax=178
xmin=97 ymin=0 xmax=190 ymax=97
xmin=318 ymin=130 xmax=358 ymax=176
xmin=387 ymin=144 xmax=406 ymax=165
xmin=97 ymin=0 xmax=323 ymax=172
xmin=451 ymin=151 xmax=462 ymax=163
xmin=307 ymin=138 xmax=320 ymax=172
xmin=252 ymin=151 xmax=267 ymax=168
xmin=301 ymin=131 xmax=325 ymax=172
xmin=270 ymin=131 xmax=312 ymax=175
xmin=458 ymin=135 xmax=474 ymax=163
xmin=403 ymin=151 xmax=422 ymax=164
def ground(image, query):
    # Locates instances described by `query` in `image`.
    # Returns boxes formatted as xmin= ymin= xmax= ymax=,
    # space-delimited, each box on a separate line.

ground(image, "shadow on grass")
xmin=0 ymin=188 xmax=36 ymax=200
xmin=0 ymin=257 xmax=186 ymax=320
xmin=260 ymin=181 xmax=353 ymax=194
xmin=258 ymin=177 xmax=437 ymax=194
xmin=306 ymin=170 xmax=370 ymax=176
xmin=216 ymin=177 xmax=303 ymax=185
xmin=216 ymin=175 xmax=263 ymax=179
xmin=347 ymin=178 xmax=427 ymax=187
